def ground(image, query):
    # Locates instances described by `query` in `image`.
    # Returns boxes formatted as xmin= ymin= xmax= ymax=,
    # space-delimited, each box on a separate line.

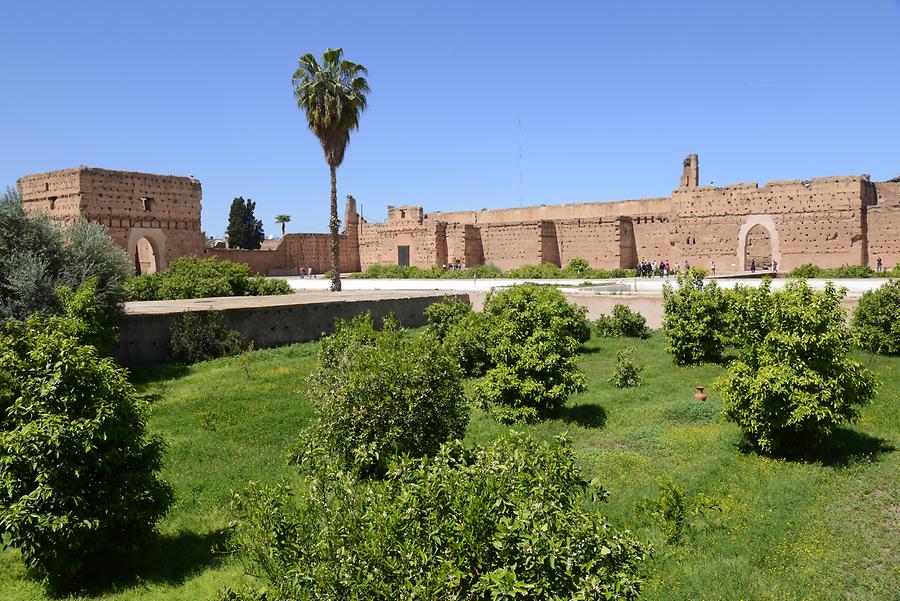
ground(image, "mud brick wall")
xmin=17 ymin=168 xmax=83 ymax=224
xmin=868 ymin=182 xmax=900 ymax=269
xmin=672 ymin=177 xmax=868 ymax=271
xmin=628 ymin=214 xmax=673 ymax=266
xmin=429 ymin=196 xmax=671 ymax=225
xmin=205 ymin=249 xmax=278 ymax=275
xmin=272 ymin=233 xmax=358 ymax=274
xmin=358 ymin=222 xmax=441 ymax=269
xmin=19 ymin=167 xmax=204 ymax=271
xmin=552 ymin=218 xmax=621 ymax=268
xmin=478 ymin=222 xmax=544 ymax=270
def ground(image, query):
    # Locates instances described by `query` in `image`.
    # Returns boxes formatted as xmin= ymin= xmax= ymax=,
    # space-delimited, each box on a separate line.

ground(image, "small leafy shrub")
xmin=0 ymin=315 xmax=172 ymax=585
xmin=169 ymin=311 xmax=245 ymax=364
xmin=852 ymin=279 xmax=900 ymax=355
xmin=636 ymin=479 xmax=720 ymax=545
xmin=786 ymin=263 xmax=821 ymax=278
xmin=594 ymin=304 xmax=650 ymax=338
xmin=788 ymin=263 xmax=876 ymax=279
xmin=245 ymin=275 xmax=293 ymax=296
xmin=350 ymin=264 xmax=504 ymax=279
xmin=662 ymin=269 xmax=728 ymax=364
xmin=609 ymin=347 xmax=643 ymax=388
xmin=475 ymin=285 xmax=588 ymax=421
xmin=564 ymin=257 xmax=591 ymax=276
xmin=124 ymin=256 xmax=292 ymax=301
xmin=224 ymin=432 xmax=646 ymax=601
xmin=506 ymin=262 xmax=565 ymax=279
xmin=718 ymin=281 xmax=878 ymax=454
xmin=307 ymin=313 xmax=468 ymax=477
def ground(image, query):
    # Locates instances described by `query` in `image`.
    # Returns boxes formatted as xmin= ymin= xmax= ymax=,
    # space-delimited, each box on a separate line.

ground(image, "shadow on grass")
xmin=558 ymin=403 xmax=608 ymax=428
xmin=738 ymin=428 xmax=896 ymax=467
xmin=46 ymin=528 xmax=229 ymax=599
xmin=128 ymin=362 xmax=191 ymax=386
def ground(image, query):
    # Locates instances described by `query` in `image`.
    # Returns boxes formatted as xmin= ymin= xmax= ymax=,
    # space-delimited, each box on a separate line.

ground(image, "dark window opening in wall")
xmin=400 ymin=210 xmax=406 ymax=219
xmin=141 ymin=196 xmax=153 ymax=212
xmin=44 ymin=183 xmax=49 ymax=192
xmin=48 ymin=196 xmax=57 ymax=210
xmin=398 ymin=245 xmax=410 ymax=267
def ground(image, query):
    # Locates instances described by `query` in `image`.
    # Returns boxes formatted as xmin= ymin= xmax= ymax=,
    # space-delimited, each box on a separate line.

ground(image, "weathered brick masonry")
xmin=18 ymin=167 xmax=203 ymax=274
xmin=18 ymin=158 xmax=900 ymax=275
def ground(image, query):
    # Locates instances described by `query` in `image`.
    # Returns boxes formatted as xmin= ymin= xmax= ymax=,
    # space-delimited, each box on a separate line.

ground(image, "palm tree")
xmin=292 ymin=48 xmax=369 ymax=292
xmin=275 ymin=214 xmax=291 ymax=237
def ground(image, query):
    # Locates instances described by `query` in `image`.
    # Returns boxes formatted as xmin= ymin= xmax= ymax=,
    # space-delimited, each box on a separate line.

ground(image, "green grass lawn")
xmin=1 ymin=332 xmax=897 ymax=600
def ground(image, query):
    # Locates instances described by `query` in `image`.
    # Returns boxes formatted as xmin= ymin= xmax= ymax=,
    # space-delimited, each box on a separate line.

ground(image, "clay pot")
xmin=693 ymin=386 xmax=707 ymax=400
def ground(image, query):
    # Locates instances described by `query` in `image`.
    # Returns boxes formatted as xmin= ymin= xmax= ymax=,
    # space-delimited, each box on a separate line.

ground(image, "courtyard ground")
xmin=0 ymin=332 xmax=896 ymax=600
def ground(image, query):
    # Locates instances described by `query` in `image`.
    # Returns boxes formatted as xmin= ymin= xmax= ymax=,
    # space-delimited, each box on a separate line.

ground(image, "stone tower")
xmin=680 ymin=154 xmax=699 ymax=188
xmin=342 ymin=194 xmax=362 ymax=272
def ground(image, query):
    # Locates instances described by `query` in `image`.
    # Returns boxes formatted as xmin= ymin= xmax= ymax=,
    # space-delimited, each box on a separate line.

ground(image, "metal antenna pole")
xmin=518 ymin=117 xmax=523 ymax=207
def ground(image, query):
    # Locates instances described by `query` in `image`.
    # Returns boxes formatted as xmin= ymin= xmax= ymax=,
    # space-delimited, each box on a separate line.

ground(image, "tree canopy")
xmin=226 ymin=196 xmax=264 ymax=250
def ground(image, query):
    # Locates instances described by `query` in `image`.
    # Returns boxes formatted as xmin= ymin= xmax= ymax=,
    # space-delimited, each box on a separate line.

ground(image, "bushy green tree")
xmin=0 ymin=188 xmax=129 ymax=322
xmin=426 ymin=296 xmax=492 ymax=376
xmin=852 ymin=279 xmax=900 ymax=355
xmin=0 ymin=314 xmax=172 ymax=585
xmin=475 ymin=285 xmax=588 ymax=422
xmin=307 ymin=313 xmax=468 ymax=477
xmin=717 ymin=281 xmax=878 ymax=454
xmin=226 ymin=197 xmax=265 ymax=250
xmin=662 ymin=269 xmax=728 ymax=364
xmin=443 ymin=311 xmax=493 ymax=377
xmin=424 ymin=295 xmax=473 ymax=340
xmin=224 ymin=432 xmax=646 ymax=601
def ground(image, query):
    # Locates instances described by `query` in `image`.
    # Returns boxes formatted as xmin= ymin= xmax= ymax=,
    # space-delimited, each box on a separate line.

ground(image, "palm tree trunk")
xmin=329 ymin=163 xmax=341 ymax=292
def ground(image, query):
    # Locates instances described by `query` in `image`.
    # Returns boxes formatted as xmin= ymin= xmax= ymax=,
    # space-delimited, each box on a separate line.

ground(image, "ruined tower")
xmin=680 ymin=154 xmax=699 ymax=188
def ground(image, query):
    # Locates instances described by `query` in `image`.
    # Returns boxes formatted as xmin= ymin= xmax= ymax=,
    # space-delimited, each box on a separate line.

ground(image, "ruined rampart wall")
xmin=672 ymin=177 xmax=867 ymax=271
xmin=551 ymin=218 xmax=621 ymax=268
xmin=429 ymin=196 xmax=671 ymax=225
xmin=19 ymin=167 xmax=204 ymax=271
xmin=478 ymin=222 xmax=545 ymax=270
xmin=205 ymin=249 xmax=278 ymax=275
xmin=17 ymin=168 xmax=83 ymax=224
xmin=630 ymin=215 xmax=674 ymax=267
xmin=868 ymin=181 xmax=900 ymax=269
xmin=358 ymin=222 xmax=441 ymax=269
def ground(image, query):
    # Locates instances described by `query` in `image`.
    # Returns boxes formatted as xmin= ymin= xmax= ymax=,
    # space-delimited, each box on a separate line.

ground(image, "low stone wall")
xmin=113 ymin=291 xmax=467 ymax=366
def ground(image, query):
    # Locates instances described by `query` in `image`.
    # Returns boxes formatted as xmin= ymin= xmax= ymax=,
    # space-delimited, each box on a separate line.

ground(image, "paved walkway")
xmin=281 ymin=276 xmax=888 ymax=298
xmin=124 ymin=290 xmax=454 ymax=315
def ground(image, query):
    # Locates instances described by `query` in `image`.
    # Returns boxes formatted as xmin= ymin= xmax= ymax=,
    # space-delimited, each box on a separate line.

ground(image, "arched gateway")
xmin=135 ymin=236 xmax=159 ymax=274
xmin=736 ymin=215 xmax=781 ymax=273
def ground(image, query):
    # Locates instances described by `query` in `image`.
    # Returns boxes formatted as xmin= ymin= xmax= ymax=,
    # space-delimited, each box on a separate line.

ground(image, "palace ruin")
xmin=18 ymin=156 xmax=900 ymax=275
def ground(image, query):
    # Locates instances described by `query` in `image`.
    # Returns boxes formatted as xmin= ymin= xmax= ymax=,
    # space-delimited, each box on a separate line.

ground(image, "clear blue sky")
xmin=2 ymin=1 xmax=898 ymax=237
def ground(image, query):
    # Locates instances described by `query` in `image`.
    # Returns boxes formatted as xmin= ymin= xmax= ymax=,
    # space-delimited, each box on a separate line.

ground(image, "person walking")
xmin=876 ymin=257 xmax=883 ymax=273
xmin=750 ymin=259 xmax=756 ymax=273
xmin=711 ymin=261 xmax=716 ymax=276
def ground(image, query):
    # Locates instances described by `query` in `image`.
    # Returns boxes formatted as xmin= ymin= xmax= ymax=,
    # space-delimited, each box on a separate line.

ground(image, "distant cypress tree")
xmin=226 ymin=197 xmax=264 ymax=250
